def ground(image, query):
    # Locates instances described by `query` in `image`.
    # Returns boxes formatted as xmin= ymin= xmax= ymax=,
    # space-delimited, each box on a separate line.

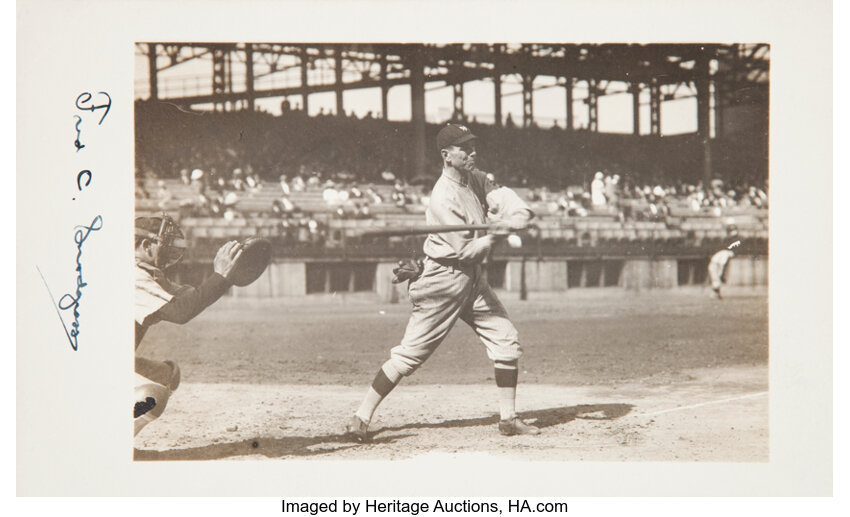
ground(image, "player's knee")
xmin=389 ymin=344 xmax=435 ymax=377
xmin=488 ymin=341 xmax=523 ymax=363
xmin=387 ymin=355 xmax=418 ymax=377
xmin=388 ymin=349 xmax=431 ymax=377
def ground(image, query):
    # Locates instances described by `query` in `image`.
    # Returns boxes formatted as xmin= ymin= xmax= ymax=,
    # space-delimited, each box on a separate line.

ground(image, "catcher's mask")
xmin=135 ymin=215 xmax=187 ymax=269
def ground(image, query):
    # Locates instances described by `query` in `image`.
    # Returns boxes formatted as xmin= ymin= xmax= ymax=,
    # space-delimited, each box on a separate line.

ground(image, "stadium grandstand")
xmin=134 ymin=43 xmax=769 ymax=299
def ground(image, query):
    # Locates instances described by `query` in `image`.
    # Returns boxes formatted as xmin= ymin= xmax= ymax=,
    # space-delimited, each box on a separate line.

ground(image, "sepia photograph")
xmin=132 ymin=42 xmax=770 ymax=462
xmin=16 ymin=0 xmax=834 ymax=501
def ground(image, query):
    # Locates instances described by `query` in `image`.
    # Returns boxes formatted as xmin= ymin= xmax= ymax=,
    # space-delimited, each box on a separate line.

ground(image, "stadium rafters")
xmin=135 ymin=42 xmax=769 ymax=183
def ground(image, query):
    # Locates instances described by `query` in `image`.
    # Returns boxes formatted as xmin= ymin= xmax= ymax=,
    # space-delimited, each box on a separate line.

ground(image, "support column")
xmin=522 ymin=74 xmax=534 ymax=127
xmin=565 ymin=77 xmax=574 ymax=131
xmin=245 ymin=43 xmax=255 ymax=111
xmin=587 ymin=79 xmax=598 ymax=132
xmin=410 ymin=47 xmax=427 ymax=180
xmin=493 ymin=45 xmax=502 ymax=127
xmin=380 ymin=53 xmax=388 ymax=119
xmin=696 ymin=52 xmax=713 ymax=186
xmin=631 ymin=81 xmax=641 ymax=135
xmin=147 ymin=44 xmax=158 ymax=100
xmin=453 ymin=82 xmax=464 ymax=122
xmin=212 ymin=46 xmax=228 ymax=112
xmin=714 ymin=76 xmax=723 ymax=139
xmin=335 ymin=46 xmax=344 ymax=116
xmin=650 ymin=78 xmax=661 ymax=135
xmin=300 ymin=45 xmax=309 ymax=114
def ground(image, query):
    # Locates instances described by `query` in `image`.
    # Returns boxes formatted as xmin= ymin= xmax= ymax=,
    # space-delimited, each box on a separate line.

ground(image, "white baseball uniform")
xmin=387 ymin=167 xmax=532 ymax=376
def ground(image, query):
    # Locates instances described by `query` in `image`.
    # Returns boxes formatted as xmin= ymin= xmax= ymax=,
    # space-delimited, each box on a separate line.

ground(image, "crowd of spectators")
xmin=135 ymin=100 xmax=768 ymax=232
xmin=526 ymin=171 xmax=768 ymax=223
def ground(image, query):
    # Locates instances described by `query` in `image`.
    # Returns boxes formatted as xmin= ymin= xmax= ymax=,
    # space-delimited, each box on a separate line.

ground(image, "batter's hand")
xmin=213 ymin=240 xmax=244 ymax=280
xmin=392 ymin=258 xmax=423 ymax=284
xmin=490 ymin=223 xmax=511 ymax=238
xmin=507 ymin=213 xmax=531 ymax=231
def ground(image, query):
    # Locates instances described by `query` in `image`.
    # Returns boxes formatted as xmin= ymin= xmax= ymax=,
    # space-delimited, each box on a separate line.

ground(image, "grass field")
xmin=134 ymin=287 xmax=769 ymax=461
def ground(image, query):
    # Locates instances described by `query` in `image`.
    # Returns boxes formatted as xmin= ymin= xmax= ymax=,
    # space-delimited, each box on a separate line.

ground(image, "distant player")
xmin=708 ymin=227 xmax=742 ymax=300
xmin=345 ymin=124 xmax=540 ymax=441
xmin=134 ymin=215 xmax=243 ymax=436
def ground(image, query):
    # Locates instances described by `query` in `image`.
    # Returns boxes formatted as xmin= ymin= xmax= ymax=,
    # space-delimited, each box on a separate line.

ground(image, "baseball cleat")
xmin=499 ymin=417 xmax=540 ymax=436
xmin=164 ymin=360 xmax=181 ymax=391
xmin=345 ymin=415 xmax=370 ymax=442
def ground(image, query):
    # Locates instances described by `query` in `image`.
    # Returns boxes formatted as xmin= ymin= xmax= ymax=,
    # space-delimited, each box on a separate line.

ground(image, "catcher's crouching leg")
xmin=134 ymin=376 xmax=174 ymax=436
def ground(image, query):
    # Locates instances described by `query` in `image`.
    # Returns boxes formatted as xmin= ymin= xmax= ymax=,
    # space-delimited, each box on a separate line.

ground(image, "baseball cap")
xmin=436 ymin=123 xmax=477 ymax=150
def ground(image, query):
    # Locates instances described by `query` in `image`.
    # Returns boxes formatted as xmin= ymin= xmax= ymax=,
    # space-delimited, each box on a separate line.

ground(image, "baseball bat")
xmin=358 ymin=223 xmax=495 ymax=237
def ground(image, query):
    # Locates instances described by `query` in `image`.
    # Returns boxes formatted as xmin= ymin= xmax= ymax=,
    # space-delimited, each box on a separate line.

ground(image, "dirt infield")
xmin=134 ymin=287 xmax=768 ymax=461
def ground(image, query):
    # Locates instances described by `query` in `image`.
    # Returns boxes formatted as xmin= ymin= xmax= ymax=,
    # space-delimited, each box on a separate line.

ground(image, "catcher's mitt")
xmin=392 ymin=258 xmax=423 ymax=284
xmin=229 ymin=237 xmax=273 ymax=287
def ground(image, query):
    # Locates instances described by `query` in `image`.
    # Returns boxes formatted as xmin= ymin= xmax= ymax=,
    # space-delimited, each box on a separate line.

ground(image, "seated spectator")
xmin=208 ymin=197 xmax=223 ymax=217
xmin=230 ymin=168 xmax=246 ymax=191
xmin=223 ymin=206 xmax=238 ymax=221
xmin=223 ymin=192 xmax=240 ymax=209
xmin=605 ymin=174 xmax=620 ymax=205
xmin=366 ymin=187 xmax=384 ymax=205
xmin=322 ymin=181 xmax=340 ymax=204
xmin=281 ymin=196 xmax=296 ymax=213
xmin=190 ymin=169 xmax=210 ymax=208
xmin=356 ymin=203 xmax=371 ymax=219
xmin=392 ymin=181 xmax=408 ymax=208
xmin=279 ymin=174 xmax=291 ymax=195
xmin=245 ymin=172 xmax=261 ymax=190
xmin=156 ymin=180 xmax=172 ymax=211
xmin=210 ymin=177 xmax=228 ymax=200
xmin=337 ymin=186 xmax=350 ymax=203
xmin=135 ymin=176 xmax=150 ymax=199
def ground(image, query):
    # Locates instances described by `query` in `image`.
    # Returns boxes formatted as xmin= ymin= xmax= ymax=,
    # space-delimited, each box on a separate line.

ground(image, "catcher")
xmin=134 ymin=215 xmax=270 ymax=436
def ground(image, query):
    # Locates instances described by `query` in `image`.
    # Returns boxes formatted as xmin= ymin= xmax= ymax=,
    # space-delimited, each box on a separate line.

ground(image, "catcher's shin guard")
xmin=134 ymin=381 xmax=172 ymax=436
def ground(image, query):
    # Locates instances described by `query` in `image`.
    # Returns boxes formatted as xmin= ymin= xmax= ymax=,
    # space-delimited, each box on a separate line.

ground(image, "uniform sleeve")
xmin=145 ymin=273 xmax=232 ymax=326
xmin=135 ymin=266 xmax=174 ymax=325
xmin=471 ymin=169 xmax=534 ymax=225
xmin=486 ymin=186 xmax=535 ymax=224
xmin=428 ymin=193 xmax=494 ymax=263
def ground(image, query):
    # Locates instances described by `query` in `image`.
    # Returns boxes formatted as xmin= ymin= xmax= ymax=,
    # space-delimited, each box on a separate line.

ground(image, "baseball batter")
xmin=346 ymin=124 xmax=540 ymax=441
xmin=707 ymin=227 xmax=742 ymax=299
xmin=134 ymin=215 xmax=242 ymax=436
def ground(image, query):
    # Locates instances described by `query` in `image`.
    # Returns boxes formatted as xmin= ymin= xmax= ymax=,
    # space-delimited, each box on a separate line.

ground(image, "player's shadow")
xmin=371 ymin=403 xmax=634 ymax=438
xmin=133 ymin=403 xmax=632 ymax=461
xmin=133 ymin=432 xmax=413 ymax=461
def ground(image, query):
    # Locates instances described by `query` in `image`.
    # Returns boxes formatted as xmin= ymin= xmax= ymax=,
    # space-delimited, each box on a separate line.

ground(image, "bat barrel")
xmin=357 ymin=224 xmax=494 ymax=237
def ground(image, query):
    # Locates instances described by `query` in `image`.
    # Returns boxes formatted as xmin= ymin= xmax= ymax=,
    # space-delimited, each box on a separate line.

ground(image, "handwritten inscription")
xmin=75 ymin=91 xmax=112 ymax=125
xmin=73 ymin=116 xmax=85 ymax=152
xmin=40 ymin=90 xmax=111 ymax=350
xmin=77 ymin=170 xmax=92 ymax=191
xmin=54 ymin=216 xmax=104 ymax=350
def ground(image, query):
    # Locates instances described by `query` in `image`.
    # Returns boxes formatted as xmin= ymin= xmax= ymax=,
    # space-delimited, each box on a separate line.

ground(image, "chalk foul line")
xmin=635 ymin=391 xmax=769 ymax=418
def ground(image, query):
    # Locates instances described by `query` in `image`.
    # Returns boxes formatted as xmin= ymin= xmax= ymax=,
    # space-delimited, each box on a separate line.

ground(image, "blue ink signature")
xmin=37 ymin=215 xmax=103 ymax=351
xmin=76 ymin=92 xmax=111 ymax=125
xmin=73 ymin=116 xmax=85 ymax=152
